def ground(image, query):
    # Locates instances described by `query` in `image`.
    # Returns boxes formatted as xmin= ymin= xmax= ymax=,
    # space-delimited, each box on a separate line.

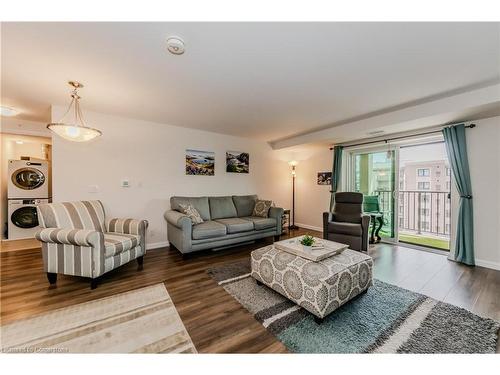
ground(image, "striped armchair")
xmin=35 ymin=200 xmax=148 ymax=289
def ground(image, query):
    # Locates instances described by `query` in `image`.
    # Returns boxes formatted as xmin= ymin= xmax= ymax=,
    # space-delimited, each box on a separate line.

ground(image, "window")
xmin=435 ymin=171 xmax=441 ymax=177
xmin=446 ymin=167 xmax=451 ymax=176
xmin=421 ymin=221 xmax=430 ymax=231
xmin=418 ymin=182 xmax=430 ymax=190
xmin=417 ymin=168 xmax=430 ymax=177
xmin=445 ymin=209 xmax=450 ymax=218
xmin=399 ymin=218 xmax=404 ymax=227
xmin=445 ymin=224 xmax=451 ymax=234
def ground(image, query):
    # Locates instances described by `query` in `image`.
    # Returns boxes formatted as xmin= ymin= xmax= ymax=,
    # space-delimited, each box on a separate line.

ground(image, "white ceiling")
xmin=1 ymin=22 xmax=499 ymax=142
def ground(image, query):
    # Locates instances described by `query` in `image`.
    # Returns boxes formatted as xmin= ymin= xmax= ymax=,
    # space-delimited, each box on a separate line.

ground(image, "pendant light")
xmin=47 ymin=81 xmax=102 ymax=142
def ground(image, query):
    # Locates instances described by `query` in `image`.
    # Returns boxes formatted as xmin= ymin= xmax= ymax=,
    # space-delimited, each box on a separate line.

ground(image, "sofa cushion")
xmin=192 ymin=221 xmax=227 ymax=240
xmin=328 ymin=221 xmax=362 ymax=236
xmin=104 ymin=232 xmax=140 ymax=257
xmin=232 ymin=195 xmax=257 ymax=217
xmin=171 ymin=196 xmax=211 ymax=221
xmin=242 ymin=216 xmax=276 ymax=230
xmin=252 ymin=200 xmax=273 ymax=217
xmin=215 ymin=218 xmax=254 ymax=234
xmin=209 ymin=196 xmax=238 ymax=220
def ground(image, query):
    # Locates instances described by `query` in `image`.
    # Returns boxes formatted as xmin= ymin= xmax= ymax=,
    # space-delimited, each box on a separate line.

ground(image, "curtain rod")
xmin=329 ymin=124 xmax=476 ymax=150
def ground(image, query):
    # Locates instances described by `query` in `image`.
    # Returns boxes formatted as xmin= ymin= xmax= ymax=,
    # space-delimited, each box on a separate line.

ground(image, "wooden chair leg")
xmin=47 ymin=272 xmax=57 ymax=285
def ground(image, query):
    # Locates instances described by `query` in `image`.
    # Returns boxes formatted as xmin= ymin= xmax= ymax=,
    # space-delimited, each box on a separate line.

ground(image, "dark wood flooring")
xmin=1 ymin=228 xmax=499 ymax=353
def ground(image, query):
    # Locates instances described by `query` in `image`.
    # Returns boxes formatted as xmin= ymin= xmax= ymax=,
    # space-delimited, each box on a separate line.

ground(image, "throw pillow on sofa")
xmin=252 ymin=200 xmax=273 ymax=217
xmin=179 ymin=203 xmax=204 ymax=224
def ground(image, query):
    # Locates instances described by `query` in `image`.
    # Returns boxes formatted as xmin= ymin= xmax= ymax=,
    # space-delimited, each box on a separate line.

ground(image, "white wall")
xmin=294 ymin=148 xmax=333 ymax=231
xmin=51 ymin=106 xmax=290 ymax=248
xmin=463 ymin=116 xmax=500 ymax=270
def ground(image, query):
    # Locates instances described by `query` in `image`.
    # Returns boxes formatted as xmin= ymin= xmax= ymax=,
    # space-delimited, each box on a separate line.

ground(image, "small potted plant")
xmin=300 ymin=234 xmax=315 ymax=252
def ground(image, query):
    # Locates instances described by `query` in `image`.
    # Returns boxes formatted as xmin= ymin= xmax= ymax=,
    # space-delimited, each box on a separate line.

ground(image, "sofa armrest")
xmin=35 ymin=228 xmax=103 ymax=247
xmin=269 ymin=207 xmax=284 ymax=234
xmin=106 ymin=218 xmax=148 ymax=236
xmin=164 ymin=210 xmax=192 ymax=230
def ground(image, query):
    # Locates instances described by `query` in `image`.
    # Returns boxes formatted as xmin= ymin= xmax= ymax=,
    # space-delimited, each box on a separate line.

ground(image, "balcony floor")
xmin=399 ymin=233 xmax=449 ymax=250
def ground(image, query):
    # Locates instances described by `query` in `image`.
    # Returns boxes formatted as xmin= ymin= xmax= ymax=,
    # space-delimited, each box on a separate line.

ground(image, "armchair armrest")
xmin=35 ymin=228 xmax=103 ymax=247
xmin=106 ymin=218 xmax=148 ymax=235
xmin=164 ymin=210 xmax=192 ymax=230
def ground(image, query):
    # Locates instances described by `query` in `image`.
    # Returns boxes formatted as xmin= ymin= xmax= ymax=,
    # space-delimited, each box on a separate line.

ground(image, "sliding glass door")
xmin=345 ymin=139 xmax=451 ymax=250
xmin=349 ymin=148 xmax=398 ymax=242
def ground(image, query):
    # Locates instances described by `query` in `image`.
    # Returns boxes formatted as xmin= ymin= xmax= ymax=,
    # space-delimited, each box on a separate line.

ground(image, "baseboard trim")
xmin=146 ymin=241 xmax=169 ymax=250
xmin=294 ymin=223 xmax=323 ymax=233
xmin=475 ymin=259 xmax=500 ymax=271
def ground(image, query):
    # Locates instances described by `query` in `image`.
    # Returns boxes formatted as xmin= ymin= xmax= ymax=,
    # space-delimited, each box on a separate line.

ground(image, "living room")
xmin=1 ymin=1 xmax=499 ymax=374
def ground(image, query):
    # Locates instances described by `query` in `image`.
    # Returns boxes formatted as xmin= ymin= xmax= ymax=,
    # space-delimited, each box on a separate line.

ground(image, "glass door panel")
xmin=352 ymin=150 xmax=396 ymax=240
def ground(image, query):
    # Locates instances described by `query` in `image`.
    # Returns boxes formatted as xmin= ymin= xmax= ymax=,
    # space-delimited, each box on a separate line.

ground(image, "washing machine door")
xmin=11 ymin=206 xmax=39 ymax=229
xmin=11 ymin=167 xmax=46 ymax=190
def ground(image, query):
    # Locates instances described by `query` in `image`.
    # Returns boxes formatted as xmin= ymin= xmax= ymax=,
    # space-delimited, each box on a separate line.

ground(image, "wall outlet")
xmin=88 ymin=185 xmax=99 ymax=193
xmin=121 ymin=180 xmax=130 ymax=188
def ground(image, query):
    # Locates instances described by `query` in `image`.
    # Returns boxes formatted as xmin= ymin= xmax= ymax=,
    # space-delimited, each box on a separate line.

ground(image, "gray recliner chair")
xmin=323 ymin=192 xmax=370 ymax=252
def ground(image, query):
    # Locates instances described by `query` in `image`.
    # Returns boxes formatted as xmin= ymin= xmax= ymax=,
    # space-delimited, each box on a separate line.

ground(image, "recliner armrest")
xmin=322 ymin=212 xmax=333 ymax=238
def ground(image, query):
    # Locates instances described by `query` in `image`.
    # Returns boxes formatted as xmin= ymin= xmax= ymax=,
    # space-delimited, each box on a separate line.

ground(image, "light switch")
xmin=121 ymin=180 xmax=130 ymax=188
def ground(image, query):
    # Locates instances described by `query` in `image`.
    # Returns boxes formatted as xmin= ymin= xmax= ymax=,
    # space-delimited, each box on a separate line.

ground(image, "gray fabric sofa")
xmin=164 ymin=195 xmax=284 ymax=254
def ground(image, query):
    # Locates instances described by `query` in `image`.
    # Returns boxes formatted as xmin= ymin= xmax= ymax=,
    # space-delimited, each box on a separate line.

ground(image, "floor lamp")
xmin=289 ymin=161 xmax=299 ymax=230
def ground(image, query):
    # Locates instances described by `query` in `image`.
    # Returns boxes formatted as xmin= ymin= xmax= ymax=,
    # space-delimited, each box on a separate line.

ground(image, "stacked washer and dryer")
xmin=7 ymin=158 xmax=50 ymax=240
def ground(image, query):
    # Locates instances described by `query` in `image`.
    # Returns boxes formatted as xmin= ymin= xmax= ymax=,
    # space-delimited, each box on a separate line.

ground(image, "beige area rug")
xmin=1 ymin=284 xmax=197 ymax=353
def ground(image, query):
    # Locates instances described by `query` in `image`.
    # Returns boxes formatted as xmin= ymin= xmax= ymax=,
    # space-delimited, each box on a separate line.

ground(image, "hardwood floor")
xmin=1 ymin=238 xmax=40 ymax=253
xmin=1 ymin=228 xmax=499 ymax=353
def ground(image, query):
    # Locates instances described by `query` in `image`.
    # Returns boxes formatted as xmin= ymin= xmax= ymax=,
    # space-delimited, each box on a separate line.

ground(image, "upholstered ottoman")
xmin=250 ymin=245 xmax=373 ymax=322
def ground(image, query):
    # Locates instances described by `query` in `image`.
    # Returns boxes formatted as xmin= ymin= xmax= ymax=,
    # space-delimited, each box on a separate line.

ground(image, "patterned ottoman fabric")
xmin=251 ymin=245 xmax=373 ymax=318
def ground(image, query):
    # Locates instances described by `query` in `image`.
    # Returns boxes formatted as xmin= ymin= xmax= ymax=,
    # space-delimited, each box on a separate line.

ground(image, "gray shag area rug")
xmin=207 ymin=259 xmax=500 ymax=353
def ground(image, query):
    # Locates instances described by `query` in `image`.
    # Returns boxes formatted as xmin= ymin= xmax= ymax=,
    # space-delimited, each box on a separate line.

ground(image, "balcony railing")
xmin=374 ymin=190 xmax=451 ymax=237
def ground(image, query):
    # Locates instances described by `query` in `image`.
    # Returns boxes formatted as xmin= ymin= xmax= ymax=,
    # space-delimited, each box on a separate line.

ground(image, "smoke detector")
xmin=166 ymin=37 xmax=185 ymax=55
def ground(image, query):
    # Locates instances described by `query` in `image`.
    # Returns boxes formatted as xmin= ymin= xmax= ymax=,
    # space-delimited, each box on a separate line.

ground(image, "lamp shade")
xmin=47 ymin=123 xmax=102 ymax=142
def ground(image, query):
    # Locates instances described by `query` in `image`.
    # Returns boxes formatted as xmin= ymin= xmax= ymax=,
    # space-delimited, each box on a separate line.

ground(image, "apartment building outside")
xmin=398 ymin=160 xmax=452 ymax=240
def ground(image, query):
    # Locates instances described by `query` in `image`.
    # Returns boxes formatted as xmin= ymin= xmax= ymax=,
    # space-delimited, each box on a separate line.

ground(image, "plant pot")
xmin=302 ymin=245 xmax=313 ymax=252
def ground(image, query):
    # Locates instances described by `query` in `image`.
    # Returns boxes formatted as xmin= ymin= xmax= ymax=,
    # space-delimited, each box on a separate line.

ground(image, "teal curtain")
xmin=329 ymin=146 xmax=343 ymax=211
xmin=442 ymin=124 xmax=474 ymax=265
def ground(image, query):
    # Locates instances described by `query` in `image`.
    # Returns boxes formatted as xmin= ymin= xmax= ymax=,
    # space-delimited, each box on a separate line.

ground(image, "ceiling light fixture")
xmin=0 ymin=106 xmax=19 ymax=117
xmin=166 ymin=36 xmax=185 ymax=55
xmin=47 ymin=81 xmax=102 ymax=142
xmin=15 ymin=140 xmax=24 ymax=145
